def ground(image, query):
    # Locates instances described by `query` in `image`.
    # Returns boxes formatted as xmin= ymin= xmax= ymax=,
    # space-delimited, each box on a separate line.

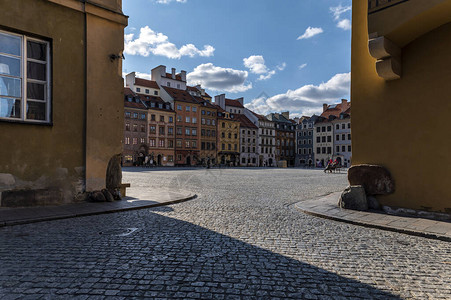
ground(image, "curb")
xmin=0 ymin=193 xmax=197 ymax=228
xmin=294 ymin=194 xmax=451 ymax=242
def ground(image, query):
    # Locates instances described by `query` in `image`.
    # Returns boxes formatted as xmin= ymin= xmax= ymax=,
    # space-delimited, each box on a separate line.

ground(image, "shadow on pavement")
xmin=0 ymin=210 xmax=401 ymax=299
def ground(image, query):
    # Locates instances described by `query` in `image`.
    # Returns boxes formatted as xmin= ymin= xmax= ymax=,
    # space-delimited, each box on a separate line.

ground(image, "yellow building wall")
xmin=0 ymin=0 xmax=127 ymax=204
xmin=0 ymin=0 xmax=86 ymax=202
xmin=351 ymin=1 xmax=451 ymax=212
xmin=85 ymin=11 xmax=126 ymax=191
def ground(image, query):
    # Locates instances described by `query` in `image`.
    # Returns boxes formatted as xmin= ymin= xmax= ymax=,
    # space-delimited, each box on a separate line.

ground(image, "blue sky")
xmin=123 ymin=0 xmax=352 ymax=117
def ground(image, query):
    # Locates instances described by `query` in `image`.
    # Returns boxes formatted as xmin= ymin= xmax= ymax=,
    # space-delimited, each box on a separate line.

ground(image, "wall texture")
xmin=352 ymin=0 xmax=451 ymax=212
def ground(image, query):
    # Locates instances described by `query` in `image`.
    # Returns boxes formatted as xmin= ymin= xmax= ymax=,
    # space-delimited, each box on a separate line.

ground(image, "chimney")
xmin=323 ymin=103 xmax=328 ymax=112
xmin=180 ymin=70 xmax=187 ymax=82
xmin=282 ymin=111 xmax=289 ymax=119
xmin=171 ymin=68 xmax=176 ymax=79
xmin=341 ymin=99 xmax=348 ymax=112
xmin=214 ymin=94 xmax=226 ymax=109
xmin=236 ymin=97 xmax=244 ymax=106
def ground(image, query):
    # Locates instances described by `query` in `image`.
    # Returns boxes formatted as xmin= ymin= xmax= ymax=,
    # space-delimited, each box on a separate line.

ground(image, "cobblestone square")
xmin=0 ymin=168 xmax=450 ymax=299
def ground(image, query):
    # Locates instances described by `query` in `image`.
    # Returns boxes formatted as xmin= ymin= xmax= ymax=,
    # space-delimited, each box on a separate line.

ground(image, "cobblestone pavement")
xmin=0 ymin=167 xmax=450 ymax=299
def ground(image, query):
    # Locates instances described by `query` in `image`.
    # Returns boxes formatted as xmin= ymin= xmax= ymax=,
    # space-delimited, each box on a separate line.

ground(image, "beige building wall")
xmin=0 ymin=0 xmax=127 ymax=205
xmin=351 ymin=0 xmax=451 ymax=212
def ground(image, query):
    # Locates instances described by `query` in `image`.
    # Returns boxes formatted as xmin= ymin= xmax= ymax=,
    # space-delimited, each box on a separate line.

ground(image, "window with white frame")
xmin=0 ymin=30 xmax=51 ymax=122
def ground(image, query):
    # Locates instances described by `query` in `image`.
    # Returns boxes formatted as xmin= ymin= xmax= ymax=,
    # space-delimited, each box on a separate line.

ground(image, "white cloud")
xmin=330 ymin=4 xmax=352 ymax=20
xmin=297 ymin=27 xmax=323 ymax=40
xmin=156 ymin=0 xmax=186 ymax=4
xmin=124 ymin=26 xmax=214 ymax=59
xmin=187 ymin=63 xmax=252 ymax=93
xmin=330 ymin=5 xmax=352 ymax=31
xmin=299 ymin=63 xmax=307 ymax=70
xmin=276 ymin=62 xmax=287 ymax=71
xmin=337 ymin=19 xmax=352 ymax=30
xmin=243 ymin=55 xmax=285 ymax=81
xmin=245 ymin=72 xmax=350 ymax=116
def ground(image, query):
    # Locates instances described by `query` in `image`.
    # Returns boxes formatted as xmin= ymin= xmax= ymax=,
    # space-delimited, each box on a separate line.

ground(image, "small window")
xmin=136 ymin=87 xmax=141 ymax=92
xmin=186 ymin=106 xmax=190 ymax=112
xmin=177 ymin=105 xmax=182 ymax=111
xmin=192 ymin=107 xmax=197 ymax=112
xmin=167 ymin=82 xmax=170 ymax=87
xmin=145 ymin=89 xmax=149 ymax=94
xmin=154 ymin=90 xmax=158 ymax=96
xmin=0 ymin=31 xmax=52 ymax=123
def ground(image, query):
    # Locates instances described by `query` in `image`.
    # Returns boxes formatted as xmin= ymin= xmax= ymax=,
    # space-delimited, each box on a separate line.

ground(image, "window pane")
xmin=27 ymin=101 xmax=46 ymax=120
xmin=27 ymin=82 xmax=45 ymax=100
xmin=0 ymin=76 xmax=21 ymax=97
xmin=0 ymin=97 xmax=20 ymax=118
xmin=27 ymin=41 xmax=47 ymax=61
xmin=0 ymin=33 xmax=21 ymax=56
xmin=27 ymin=61 xmax=46 ymax=81
xmin=0 ymin=55 xmax=21 ymax=77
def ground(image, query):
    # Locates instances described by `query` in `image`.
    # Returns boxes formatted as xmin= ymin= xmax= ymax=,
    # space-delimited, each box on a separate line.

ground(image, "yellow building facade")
xmin=216 ymin=108 xmax=240 ymax=166
xmin=352 ymin=0 xmax=451 ymax=212
xmin=0 ymin=0 xmax=127 ymax=206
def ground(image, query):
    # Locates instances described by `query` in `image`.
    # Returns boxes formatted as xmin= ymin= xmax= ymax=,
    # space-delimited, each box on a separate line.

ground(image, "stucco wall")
xmin=0 ymin=0 xmax=86 ymax=202
xmin=351 ymin=1 xmax=451 ymax=212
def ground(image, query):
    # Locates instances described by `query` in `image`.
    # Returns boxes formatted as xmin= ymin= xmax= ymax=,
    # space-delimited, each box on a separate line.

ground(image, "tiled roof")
xmin=163 ymin=86 xmax=199 ymax=104
xmin=321 ymin=101 xmax=351 ymax=119
xmin=124 ymin=88 xmax=147 ymax=109
xmin=236 ymin=114 xmax=258 ymax=129
xmin=194 ymin=96 xmax=217 ymax=109
xmin=164 ymin=73 xmax=183 ymax=81
xmin=250 ymin=111 xmax=269 ymax=121
xmin=225 ymin=98 xmax=244 ymax=108
xmin=134 ymin=78 xmax=159 ymax=89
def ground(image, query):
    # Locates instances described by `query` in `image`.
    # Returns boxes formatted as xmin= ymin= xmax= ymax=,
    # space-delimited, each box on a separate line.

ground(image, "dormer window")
xmin=136 ymin=87 xmax=141 ymax=92
xmin=154 ymin=91 xmax=158 ymax=96
xmin=127 ymin=97 xmax=132 ymax=102
xmin=177 ymin=84 xmax=180 ymax=89
xmin=151 ymin=102 xmax=155 ymax=108
xmin=167 ymin=82 xmax=170 ymax=87
xmin=159 ymin=104 xmax=163 ymax=109
xmin=145 ymin=89 xmax=149 ymax=94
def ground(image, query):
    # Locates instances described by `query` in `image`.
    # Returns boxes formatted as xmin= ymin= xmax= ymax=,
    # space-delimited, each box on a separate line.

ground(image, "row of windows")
xmin=201 ymin=110 xmax=216 ymax=116
xmin=201 ymin=129 xmax=216 ymax=137
xmin=201 ymin=118 xmax=215 ymax=125
xmin=316 ymin=147 xmax=332 ymax=154
xmin=149 ymin=139 xmax=174 ymax=148
xmin=242 ymin=138 xmax=256 ymax=144
xmin=260 ymin=129 xmax=274 ymax=135
xmin=262 ymin=147 xmax=273 ymax=154
xmin=316 ymin=126 xmax=332 ymax=133
xmin=298 ymin=139 xmax=312 ymax=145
xmin=277 ymin=140 xmax=294 ymax=146
xmin=336 ymin=145 xmax=352 ymax=153
xmin=125 ymin=123 xmax=145 ymax=132
xmin=125 ymin=111 xmax=146 ymax=119
xmin=298 ymin=131 xmax=313 ymax=137
xmin=221 ymin=132 xmax=238 ymax=139
xmin=176 ymin=104 xmax=197 ymax=112
xmin=242 ymin=129 xmax=257 ymax=135
xmin=298 ymin=148 xmax=313 ymax=155
xmin=242 ymin=146 xmax=257 ymax=153
xmin=336 ymin=134 xmax=351 ymax=141
xmin=336 ymin=123 xmax=351 ymax=130
xmin=261 ymin=138 xmax=273 ymax=145
xmin=201 ymin=142 xmax=216 ymax=150
xmin=242 ymin=157 xmax=257 ymax=164
xmin=124 ymin=137 xmax=146 ymax=145
xmin=135 ymin=87 xmax=158 ymax=96
xmin=175 ymin=115 xmax=197 ymax=124
xmin=222 ymin=144 xmax=238 ymax=151
xmin=166 ymin=81 xmax=180 ymax=89
xmin=175 ymin=127 xmax=197 ymax=136
xmin=149 ymin=126 xmax=174 ymax=135
xmin=150 ymin=114 xmax=173 ymax=123
xmin=317 ymin=136 xmax=332 ymax=143
xmin=176 ymin=140 xmax=197 ymax=148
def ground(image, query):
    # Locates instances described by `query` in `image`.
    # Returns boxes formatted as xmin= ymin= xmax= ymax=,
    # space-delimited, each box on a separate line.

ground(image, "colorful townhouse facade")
xmin=216 ymin=106 xmax=240 ymax=166
xmin=123 ymin=88 xmax=148 ymax=166
xmin=267 ymin=112 xmax=296 ymax=167
xmin=295 ymin=115 xmax=318 ymax=167
xmin=236 ymin=114 xmax=259 ymax=167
